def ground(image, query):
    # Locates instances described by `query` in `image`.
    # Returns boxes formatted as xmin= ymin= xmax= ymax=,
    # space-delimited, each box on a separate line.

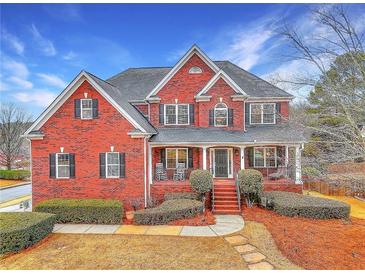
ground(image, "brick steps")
xmin=212 ymin=181 xmax=240 ymax=215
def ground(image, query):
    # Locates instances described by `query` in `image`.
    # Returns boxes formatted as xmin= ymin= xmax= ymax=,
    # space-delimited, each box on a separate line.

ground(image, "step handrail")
xmin=210 ymin=168 xmax=215 ymax=212
xmin=235 ymin=172 xmax=241 ymax=211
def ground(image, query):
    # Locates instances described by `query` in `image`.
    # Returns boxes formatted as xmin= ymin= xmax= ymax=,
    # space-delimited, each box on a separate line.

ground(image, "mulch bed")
xmin=168 ymin=211 xmax=215 ymax=226
xmin=243 ymin=206 xmax=365 ymax=270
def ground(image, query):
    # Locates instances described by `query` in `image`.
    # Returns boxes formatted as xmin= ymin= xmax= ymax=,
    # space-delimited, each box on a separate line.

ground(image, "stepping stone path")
xmin=224 ymin=235 xmax=275 ymax=270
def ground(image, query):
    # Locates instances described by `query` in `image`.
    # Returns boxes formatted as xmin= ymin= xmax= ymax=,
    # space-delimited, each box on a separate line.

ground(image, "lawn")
xmin=0 ymin=233 xmax=246 ymax=270
xmin=0 ymin=179 xmax=26 ymax=188
xmin=244 ymin=206 xmax=365 ymax=270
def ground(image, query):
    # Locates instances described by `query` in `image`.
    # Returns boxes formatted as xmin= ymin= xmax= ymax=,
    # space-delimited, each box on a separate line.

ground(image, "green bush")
xmin=189 ymin=169 xmax=213 ymax=196
xmin=237 ymin=169 xmax=263 ymax=207
xmin=164 ymin=192 xmax=200 ymax=201
xmin=134 ymin=199 xmax=204 ymax=225
xmin=0 ymin=170 xmax=30 ymax=180
xmin=302 ymin=166 xmax=321 ymax=177
xmin=34 ymin=199 xmax=123 ymax=224
xmin=263 ymin=191 xmax=350 ymax=219
xmin=0 ymin=212 xmax=56 ymax=254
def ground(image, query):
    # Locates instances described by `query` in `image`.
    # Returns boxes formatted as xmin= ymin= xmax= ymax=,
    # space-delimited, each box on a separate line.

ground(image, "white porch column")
xmin=240 ymin=146 xmax=246 ymax=170
xmin=295 ymin=145 xmax=302 ymax=184
xmin=148 ymin=144 xmax=153 ymax=185
xmin=285 ymin=145 xmax=289 ymax=167
xmin=202 ymin=146 xmax=207 ymax=170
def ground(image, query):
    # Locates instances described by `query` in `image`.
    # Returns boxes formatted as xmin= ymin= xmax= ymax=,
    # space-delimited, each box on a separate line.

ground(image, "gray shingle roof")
xmin=150 ymin=125 xmax=305 ymax=144
xmin=106 ymin=61 xmax=293 ymax=101
xmin=86 ymin=72 xmax=157 ymax=134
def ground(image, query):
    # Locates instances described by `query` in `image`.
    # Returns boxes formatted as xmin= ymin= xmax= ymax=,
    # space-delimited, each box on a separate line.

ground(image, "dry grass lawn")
xmin=0 ymin=233 xmax=246 ymax=270
xmin=0 ymin=179 xmax=25 ymax=188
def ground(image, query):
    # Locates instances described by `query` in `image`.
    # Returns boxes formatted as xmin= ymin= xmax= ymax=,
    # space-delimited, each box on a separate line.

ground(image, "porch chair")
xmin=173 ymin=163 xmax=186 ymax=181
xmin=155 ymin=163 xmax=167 ymax=181
xmin=268 ymin=165 xmax=287 ymax=180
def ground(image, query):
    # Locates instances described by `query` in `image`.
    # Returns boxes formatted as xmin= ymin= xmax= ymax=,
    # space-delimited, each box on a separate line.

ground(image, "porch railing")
xmin=211 ymin=167 xmax=215 ymax=212
xmin=235 ymin=172 xmax=241 ymax=211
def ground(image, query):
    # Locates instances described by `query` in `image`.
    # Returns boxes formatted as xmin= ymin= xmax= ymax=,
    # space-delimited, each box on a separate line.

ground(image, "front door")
xmin=214 ymin=149 xmax=228 ymax=177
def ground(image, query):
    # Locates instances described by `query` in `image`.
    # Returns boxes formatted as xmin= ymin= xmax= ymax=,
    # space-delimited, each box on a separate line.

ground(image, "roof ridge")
xmin=85 ymin=70 xmax=118 ymax=88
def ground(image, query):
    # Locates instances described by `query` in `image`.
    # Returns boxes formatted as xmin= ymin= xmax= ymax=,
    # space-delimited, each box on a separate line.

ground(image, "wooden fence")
xmin=304 ymin=179 xmax=365 ymax=198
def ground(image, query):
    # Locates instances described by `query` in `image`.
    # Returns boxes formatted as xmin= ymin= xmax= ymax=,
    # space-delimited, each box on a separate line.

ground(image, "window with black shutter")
xmin=99 ymin=153 xmax=106 ymax=178
xmin=119 ymin=152 xmax=125 ymax=178
xmin=92 ymin=99 xmax=99 ymax=118
xmin=228 ymin=108 xmax=234 ymax=126
xmin=49 ymin=153 xmax=56 ymax=178
xmin=209 ymin=109 xmax=214 ymax=126
xmin=189 ymin=104 xmax=195 ymax=124
xmin=51 ymin=153 xmax=73 ymax=179
xmin=159 ymin=104 xmax=164 ymax=124
xmin=74 ymin=99 xmax=81 ymax=118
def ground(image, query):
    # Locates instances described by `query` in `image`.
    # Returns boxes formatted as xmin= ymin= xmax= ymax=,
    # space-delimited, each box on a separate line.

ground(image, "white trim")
xmin=253 ymin=147 xmax=277 ymax=168
xmin=194 ymin=95 xmax=211 ymax=102
xmin=240 ymin=146 xmax=246 ymax=170
xmin=196 ymin=70 xmax=248 ymax=97
xmin=106 ymin=152 xmax=120 ymax=178
xmin=210 ymin=148 xmax=233 ymax=178
xmin=165 ymin=148 xmax=189 ymax=169
xmin=24 ymin=71 xmax=147 ymax=136
xmin=149 ymin=141 xmax=306 ymax=146
xmin=80 ymin=98 xmax=93 ymax=120
xmin=56 ymin=153 xmax=70 ymax=179
xmin=189 ymin=66 xmax=203 ymax=74
xmin=249 ymin=103 xmax=276 ymax=125
xmin=148 ymin=144 xmax=153 ymax=186
xmin=246 ymin=97 xmax=293 ymax=102
xmin=164 ymin=104 xmax=190 ymax=125
xmin=295 ymin=145 xmax=302 ymax=184
xmin=202 ymin=146 xmax=207 ymax=170
xmin=214 ymin=103 xmax=228 ymax=127
xmin=144 ymin=137 xmax=147 ymax=207
xmin=146 ymin=45 xmax=220 ymax=99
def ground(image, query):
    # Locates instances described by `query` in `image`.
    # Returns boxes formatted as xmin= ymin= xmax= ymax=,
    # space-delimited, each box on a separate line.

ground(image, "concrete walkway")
xmin=53 ymin=215 xmax=244 ymax=237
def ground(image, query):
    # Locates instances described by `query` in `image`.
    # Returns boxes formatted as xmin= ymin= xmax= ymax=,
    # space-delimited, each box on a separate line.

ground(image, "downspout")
xmin=143 ymin=136 xmax=147 ymax=208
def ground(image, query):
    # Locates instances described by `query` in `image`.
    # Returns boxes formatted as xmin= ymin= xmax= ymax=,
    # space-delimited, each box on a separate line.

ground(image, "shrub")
xmin=134 ymin=199 xmax=204 ymax=225
xmin=0 ymin=212 xmax=56 ymax=254
xmin=302 ymin=166 xmax=321 ymax=177
xmin=164 ymin=192 xmax=200 ymax=201
xmin=0 ymin=170 xmax=30 ymax=180
xmin=238 ymin=169 xmax=263 ymax=207
xmin=34 ymin=198 xmax=123 ymax=224
xmin=263 ymin=191 xmax=350 ymax=219
xmin=189 ymin=169 xmax=213 ymax=196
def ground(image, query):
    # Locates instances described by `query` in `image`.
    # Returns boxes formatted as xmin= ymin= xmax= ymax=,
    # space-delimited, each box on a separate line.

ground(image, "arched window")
xmin=214 ymin=103 xmax=228 ymax=127
xmin=189 ymin=66 xmax=203 ymax=74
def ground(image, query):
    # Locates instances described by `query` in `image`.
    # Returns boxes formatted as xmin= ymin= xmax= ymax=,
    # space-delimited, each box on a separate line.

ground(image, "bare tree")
xmin=0 ymin=102 xmax=31 ymax=170
xmin=278 ymin=5 xmax=365 ymax=194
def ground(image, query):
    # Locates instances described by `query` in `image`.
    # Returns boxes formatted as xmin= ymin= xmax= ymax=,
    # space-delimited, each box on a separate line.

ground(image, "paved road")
xmin=0 ymin=183 xmax=31 ymax=203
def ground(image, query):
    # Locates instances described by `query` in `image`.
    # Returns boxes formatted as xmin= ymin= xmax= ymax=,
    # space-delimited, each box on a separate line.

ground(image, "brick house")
xmin=24 ymin=45 xmax=305 ymax=213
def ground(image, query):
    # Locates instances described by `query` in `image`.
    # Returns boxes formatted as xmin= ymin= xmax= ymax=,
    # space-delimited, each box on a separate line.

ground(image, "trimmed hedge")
xmin=0 ymin=212 xmax=56 ymax=254
xmin=164 ymin=192 xmax=200 ymax=201
xmin=0 ymin=170 xmax=30 ymax=180
xmin=263 ymin=191 xmax=350 ymax=219
xmin=34 ymin=198 xmax=123 ymax=224
xmin=134 ymin=199 xmax=204 ymax=225
xmin=238 ymin=169 xmax=263 ymax=207
xmin=189 ymin=169 xmax=213 ymax=196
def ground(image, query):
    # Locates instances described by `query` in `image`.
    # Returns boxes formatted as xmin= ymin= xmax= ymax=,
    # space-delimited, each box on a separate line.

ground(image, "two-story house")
xmin=24 ymin=45 xmax=305 ymax=213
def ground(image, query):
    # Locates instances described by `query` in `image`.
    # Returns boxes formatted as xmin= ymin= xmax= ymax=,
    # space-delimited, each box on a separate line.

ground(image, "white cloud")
xmin=2 ymin=59 xmax=29 ymax=78
xmin=36 ymin=73 xmax=66 ymax=89
xmin=63 ymin=51 xmax=77 ymax=61
xmin=13 ymin=90 xmax=56 ymax=107
xmin=30 ymin=24 xmax=57 ymax=56
xmin=8 ymin=76 xmax=33 ymax=89
xmin=1 ymin=29 xmax=24 ymax=55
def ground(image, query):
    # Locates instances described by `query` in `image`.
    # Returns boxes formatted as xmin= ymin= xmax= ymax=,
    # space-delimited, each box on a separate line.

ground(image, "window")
xmin=166 ymin=148 xmax=188 ymax=169
xmin=214 ymin=103 xmax=228 ymax=127
xmin=250 ymin=103 xmax=276 ymax=124
xmin=56 ymin=153 xmax=70 ymax=178
xmin=164 ymin=104 xmax=189 ymax=125
xmin=189 ymin=66 xmax=203 ymax=74
xmin=81 ymin=99 xmax=93 ymax=119
xmin=254 ymin=147 xmax=277 ymax=168
xmin=106 ymin=152 xmax=119 ymax=178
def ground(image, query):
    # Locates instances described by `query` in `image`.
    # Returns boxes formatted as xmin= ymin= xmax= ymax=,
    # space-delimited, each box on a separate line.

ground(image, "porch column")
xmin=202 ymin=146 xmax=207 ymax=170
xmin=285 ymin=145 xmax=289 ymax=167
xmin=295 ymin=145 xmax=302 ymax=184
xmin=240 ymin=146 xmax=246 ymax=170
xmin=148 ymin=144 xmax=153 ymax=185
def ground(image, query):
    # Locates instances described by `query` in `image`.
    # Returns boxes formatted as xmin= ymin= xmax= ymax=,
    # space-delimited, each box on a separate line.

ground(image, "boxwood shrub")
xmin=34 ymin=198 xmax=123 ymax=224
xmin=0 ymin=212 xmax=56 ymax=254
xmin=263 ymin=191 xmax=350 ymax=219
xmin=164 ymin=192 xmax=200 ymax=201
xmin=0 ymin=170 xmax=30 ymax=180
xmin=134 ymin=199 xmax=204 ymax=225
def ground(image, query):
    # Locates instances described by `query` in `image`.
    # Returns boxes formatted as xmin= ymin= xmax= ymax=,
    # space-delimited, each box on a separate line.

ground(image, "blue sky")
xmin=1 ymin=3 xmax=365 ymax=118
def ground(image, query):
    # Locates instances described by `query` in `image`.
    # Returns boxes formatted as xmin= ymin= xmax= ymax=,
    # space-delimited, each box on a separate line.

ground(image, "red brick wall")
xmin=133 ymin=104 xmax=149 ymax=118
xmin=31 ymin=80 xmax=146 ymax=211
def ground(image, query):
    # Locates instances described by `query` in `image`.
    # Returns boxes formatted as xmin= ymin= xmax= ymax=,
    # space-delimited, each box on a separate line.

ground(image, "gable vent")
xmin=189 ymin=66 xmax=203 ymax=74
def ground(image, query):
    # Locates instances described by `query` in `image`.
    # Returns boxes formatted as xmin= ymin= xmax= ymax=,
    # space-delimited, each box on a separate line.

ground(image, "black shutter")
xmin=92 ymin=99 xmax=99 ymax=118
xmin=276 ymin=102 xmax=281 ymax=124
xmin=247 ymin=147 xmax=254 ymax=167
xmin=189 ymin=104 xmax=195 ymax=124
xmin=160 ymin=149 xmax=166 ymax=168
xmin=188 ymin=148 xmax=193 ymax=168
xmin=244 ymin=102 xmax=250 ymax=126
xmin=74 ymin=99 xmax=81 ymax=118
xmin=209 ymin=109 xmax=214 ymax=126
xmin=49 ymin=153 xmax=56 ymax=178
xmin=99 ymin=153 xmax=106 ymax=178
xmin=159 ymin=104 xmax=164 ymax=124
xmin=228 ymin=108 xmax=234 ymax=126
xmin=119 ymin=152 xmax=125 ymax=178
xmin=69 ymin=153 xmax=75 ymax=178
